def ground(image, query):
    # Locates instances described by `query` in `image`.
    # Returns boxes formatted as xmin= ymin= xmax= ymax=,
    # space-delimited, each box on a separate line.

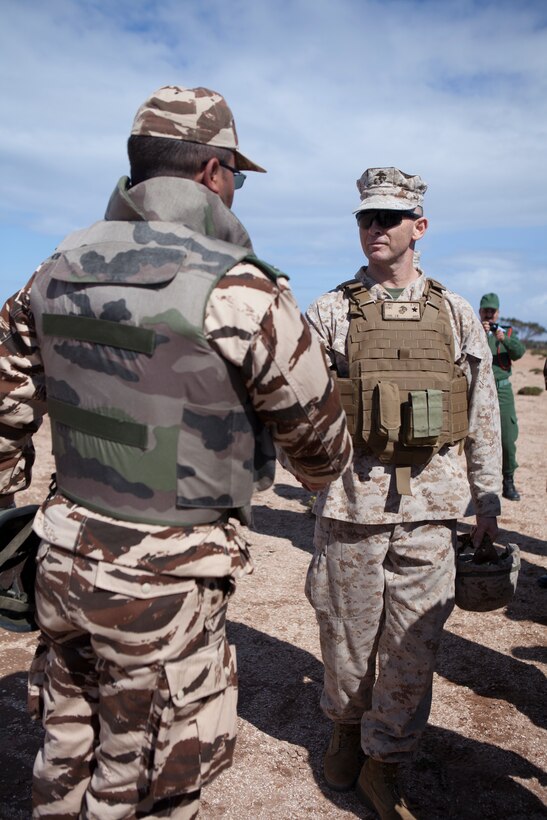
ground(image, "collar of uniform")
xmin=104 ymin=175 xmax=254 ymax=250
xmin=356 ymin=266 xmax=427 ymax=301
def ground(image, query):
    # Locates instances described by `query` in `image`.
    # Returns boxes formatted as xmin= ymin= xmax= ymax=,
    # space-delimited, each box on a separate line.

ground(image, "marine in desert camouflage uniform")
xmin=0 ymin=86 xmax=352 ymax=819
xmin=304 ymin=167 xmax=501 ymax=818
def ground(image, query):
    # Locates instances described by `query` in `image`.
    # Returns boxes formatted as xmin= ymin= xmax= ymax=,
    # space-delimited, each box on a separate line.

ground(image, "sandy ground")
xmin=0 ymin=351 xmax=545 ymax=819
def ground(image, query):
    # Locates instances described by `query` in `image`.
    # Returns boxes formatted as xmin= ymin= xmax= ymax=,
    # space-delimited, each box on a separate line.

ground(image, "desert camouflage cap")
xmin=131 ymin=85 xmax=266 ymax=173
xmin=354 ymin=167 xmax=427 ymax=213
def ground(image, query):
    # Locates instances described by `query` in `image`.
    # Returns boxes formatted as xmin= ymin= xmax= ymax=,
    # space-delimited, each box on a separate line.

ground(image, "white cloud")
xmin=0 ymin=0 xmax=545 ymax=323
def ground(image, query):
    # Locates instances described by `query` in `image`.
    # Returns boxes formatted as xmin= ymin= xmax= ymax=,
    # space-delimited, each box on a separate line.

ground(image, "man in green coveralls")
xmin=479 ymin=293 xmax=526 ymax=500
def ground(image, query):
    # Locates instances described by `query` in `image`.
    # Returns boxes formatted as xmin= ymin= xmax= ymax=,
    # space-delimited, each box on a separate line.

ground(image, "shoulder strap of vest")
xmin=243 ymin=254 xmax=288 ymax=282
xmin=424 ymin=278 xmax=446 ymax=301
xmin=422 ymin=277 xmax=446 ymax=320
xmin=338 ymin=279 xmax=377 ymax=321
xmin=337 ymin=278 xmax=362 ymax=292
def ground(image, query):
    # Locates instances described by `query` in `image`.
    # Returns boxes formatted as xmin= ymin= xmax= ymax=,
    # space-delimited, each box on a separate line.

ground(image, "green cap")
xmin=480 ymin=293 xmax=500 ymax=310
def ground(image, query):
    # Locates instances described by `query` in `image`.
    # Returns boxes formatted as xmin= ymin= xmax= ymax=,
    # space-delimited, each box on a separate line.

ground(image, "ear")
xmin=196 ymin=157 xmax=222 ymax=194
xmin=412 ymin=216 xmax=428 ymax=240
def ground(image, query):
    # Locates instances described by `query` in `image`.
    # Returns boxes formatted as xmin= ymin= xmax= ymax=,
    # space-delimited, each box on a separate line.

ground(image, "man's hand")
xmin=0 ymin=493 xmax=15 ymax=510
xmin=480 ymin=320 xmax=504 ymax=342
xmin=472 ymin=515 xmax=498 ymax=548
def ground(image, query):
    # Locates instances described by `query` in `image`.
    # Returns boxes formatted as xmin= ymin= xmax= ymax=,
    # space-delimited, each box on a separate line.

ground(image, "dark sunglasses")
xmin=219 ymin=161 xmax=246 ymax=190
xmin=357 ymin=210 xmax=421 ymax=230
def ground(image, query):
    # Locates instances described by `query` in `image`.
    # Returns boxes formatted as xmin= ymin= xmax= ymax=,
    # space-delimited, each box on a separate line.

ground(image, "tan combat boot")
xmin=323 ymin=722 xmax=364 ymax=791
xmin=356 ymin=758 xmax=417 ymax=819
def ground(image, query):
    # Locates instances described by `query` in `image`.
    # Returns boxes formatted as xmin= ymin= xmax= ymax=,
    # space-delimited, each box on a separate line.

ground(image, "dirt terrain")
xmin=0 ymin=351 xmax=545 ymax=819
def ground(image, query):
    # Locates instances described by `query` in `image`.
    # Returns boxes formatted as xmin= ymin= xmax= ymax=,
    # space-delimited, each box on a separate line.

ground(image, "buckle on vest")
xmin=382 ymin=301 xmax=421 ymax=320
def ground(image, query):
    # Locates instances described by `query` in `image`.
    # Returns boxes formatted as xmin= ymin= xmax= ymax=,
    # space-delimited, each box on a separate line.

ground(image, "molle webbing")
xmin=42 ymin=314 xmax=157 ymax=354
xmin=335 ymin=278 xmax=468 ymax=493
xmin=47 ymin=398 xmax=148 ymax=449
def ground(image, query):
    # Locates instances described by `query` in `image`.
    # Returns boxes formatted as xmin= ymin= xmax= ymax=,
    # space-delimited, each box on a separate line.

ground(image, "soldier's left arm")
xmin=446 ymin=294 xmax=502 ymax=522
xmin=205 ymin=263 xmax=352 ymax=487
xmin=0 ymin=276 xmax=47 ymax=502
xmin=500 ymin=328 xmax=526 ymax=361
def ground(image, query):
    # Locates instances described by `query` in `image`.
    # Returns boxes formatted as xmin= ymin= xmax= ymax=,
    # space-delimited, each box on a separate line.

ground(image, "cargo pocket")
xmin=402 ymin=389 xmax=442 ymax=446
xmin=94 ymin=563 xmax=196 ymax=600
xmin=369 ymin=381 xmax=400 ymax=459
xmin=143 ymin=636 xmax=238 ymax=799
xmin=305 ymin=518 xmax=346 ymax=618
xmin=306 ymin=518 xmax=329 ymax=611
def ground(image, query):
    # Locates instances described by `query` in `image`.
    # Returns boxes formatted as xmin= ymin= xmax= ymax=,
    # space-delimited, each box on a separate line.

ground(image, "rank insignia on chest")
xmin=382 ymin=301 xmax=422 ymax=320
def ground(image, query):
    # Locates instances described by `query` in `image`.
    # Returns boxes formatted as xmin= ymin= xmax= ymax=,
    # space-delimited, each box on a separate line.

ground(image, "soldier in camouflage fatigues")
xmin=304 ymin=168 xmax=501 ymax=818
xmin=0 ymin=86 xmax=352 ymax=819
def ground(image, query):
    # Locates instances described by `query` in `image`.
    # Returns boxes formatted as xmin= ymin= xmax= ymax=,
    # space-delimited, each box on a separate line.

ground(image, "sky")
xmin=1 ymin=0 xmax=546 ymax=329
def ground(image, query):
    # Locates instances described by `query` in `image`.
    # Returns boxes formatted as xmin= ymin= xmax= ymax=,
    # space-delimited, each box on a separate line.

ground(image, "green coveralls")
xmin=487 ymin=329 xmax=526 ymax=476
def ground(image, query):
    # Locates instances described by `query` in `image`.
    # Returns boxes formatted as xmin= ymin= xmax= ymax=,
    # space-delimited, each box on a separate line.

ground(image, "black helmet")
xmin=455 ymin=533 xmax=520 ymax=612
xmin=0 ymin=504 xmax=40 ymax=632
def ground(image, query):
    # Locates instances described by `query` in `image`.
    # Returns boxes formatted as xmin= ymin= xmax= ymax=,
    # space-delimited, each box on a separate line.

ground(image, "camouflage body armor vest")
xmin=335 ymin=278 xmax=469 ymax=495
xmin=31 ymin=219 xmax=278 ymax=526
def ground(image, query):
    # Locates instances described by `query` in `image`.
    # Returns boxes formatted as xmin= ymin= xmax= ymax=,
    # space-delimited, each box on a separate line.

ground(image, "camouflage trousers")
xmin=306 ymin=517 xmax=456 ymax=762
xmin=29 ymin=542 xmax=238 ymax=819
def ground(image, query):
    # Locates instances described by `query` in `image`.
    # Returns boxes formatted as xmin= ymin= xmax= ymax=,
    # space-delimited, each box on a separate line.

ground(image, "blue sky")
xmin=1 ymin=0 xmax=546 ymax=327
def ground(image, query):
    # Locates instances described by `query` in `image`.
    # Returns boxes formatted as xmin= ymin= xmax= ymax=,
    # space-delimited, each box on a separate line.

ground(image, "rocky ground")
xmin=0 ymin=351 xmax=545 ymax=819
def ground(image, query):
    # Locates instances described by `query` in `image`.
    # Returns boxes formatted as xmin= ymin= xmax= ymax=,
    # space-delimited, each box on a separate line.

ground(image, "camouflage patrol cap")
xmin=354 ymin=167 xmax=427 ymax=213
xmin=131 ymin=85 xmax=266 ymax=173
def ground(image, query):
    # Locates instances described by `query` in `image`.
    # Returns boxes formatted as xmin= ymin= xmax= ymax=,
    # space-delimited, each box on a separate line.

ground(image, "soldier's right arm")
xmin=205 ymin=264 xmax=352 ymax=487
xmin=0 ymin=276 xmax=47 ymax=498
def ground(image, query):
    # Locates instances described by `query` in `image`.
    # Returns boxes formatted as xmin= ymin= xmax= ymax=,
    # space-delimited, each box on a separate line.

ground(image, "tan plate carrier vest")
xmin=335 ymin=278 xmax=469 ymax=495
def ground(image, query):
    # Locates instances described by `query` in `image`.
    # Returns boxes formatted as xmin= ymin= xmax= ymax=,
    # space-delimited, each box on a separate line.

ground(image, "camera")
xmin=489 ymin=322 xmax=499 ymax=332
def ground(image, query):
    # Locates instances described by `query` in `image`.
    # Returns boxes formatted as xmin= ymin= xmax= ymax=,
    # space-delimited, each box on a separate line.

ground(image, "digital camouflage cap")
xmin=354 ymin=167 xmax=427 ymax=213
xmin=131 ymin=85 xmax=266 ymax=173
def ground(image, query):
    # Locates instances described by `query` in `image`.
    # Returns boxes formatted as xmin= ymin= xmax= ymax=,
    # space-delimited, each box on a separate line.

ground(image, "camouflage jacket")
xmin=0 ymin=177 xmax=352 ymax=577
xmin=306 ymin=268 xmax=502 ymax=524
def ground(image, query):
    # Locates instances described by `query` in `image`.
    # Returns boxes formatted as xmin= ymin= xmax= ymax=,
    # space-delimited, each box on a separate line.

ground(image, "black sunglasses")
xmin=357 ymin=210 xmax=421 ymax=230
xmin=219 ymin=161 xmax=246 ymax=190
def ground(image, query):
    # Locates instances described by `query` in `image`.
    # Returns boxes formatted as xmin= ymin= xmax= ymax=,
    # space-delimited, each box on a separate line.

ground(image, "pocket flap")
xmin=426 ymin=389 xmax=443 ymax=436
xmin=94 ymin=563 xmax=196 ymax=599
xmin=377 ymin=381 xmax=400 ymax=440
xmin=165 ymin=638 xmax=235 ymax=709
xmin=409 ymin=390 xmax=429 ymax=438
xmin=50 ymin=245 xmax=185 ymax=285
